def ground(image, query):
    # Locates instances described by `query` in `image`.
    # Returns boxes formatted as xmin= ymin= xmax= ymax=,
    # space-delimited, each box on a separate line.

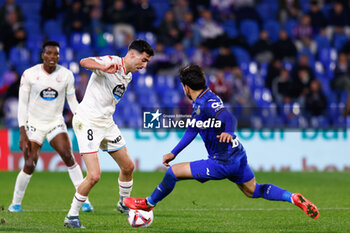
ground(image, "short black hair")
xmin=42 ymin=40 xmax=60 ymax=50
xmin=179 ymin=64 xmax=207 ymax=90
xmin=128 ymin=39 xmax=154 ymax=56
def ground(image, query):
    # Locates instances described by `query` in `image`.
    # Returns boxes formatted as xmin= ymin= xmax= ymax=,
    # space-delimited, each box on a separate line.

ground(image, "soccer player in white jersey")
xmin=64 ymin=39 xmax=154 ymax=229
xmin=8 ymin=41 xmax=93 ymax=213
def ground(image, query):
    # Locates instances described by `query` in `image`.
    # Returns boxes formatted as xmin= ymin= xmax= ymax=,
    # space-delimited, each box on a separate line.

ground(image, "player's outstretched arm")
xmin=163 ymin=153 xmax=176 ymax=167
xmin=170 ymin=127 xmax=198 ymax=161
xmin=80 ymin=58 xmax=120 ymax=74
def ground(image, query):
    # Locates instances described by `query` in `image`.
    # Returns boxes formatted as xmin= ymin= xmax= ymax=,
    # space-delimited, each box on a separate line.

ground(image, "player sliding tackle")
xmin=124 ymin=64 xmax=319 ymax=220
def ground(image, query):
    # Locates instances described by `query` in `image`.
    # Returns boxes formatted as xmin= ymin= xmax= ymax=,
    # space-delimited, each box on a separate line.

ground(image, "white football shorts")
xmin=25 ymin=118 xmax=68 ymax=145
xmin=72 ymin=114 xmax=126 ymax=154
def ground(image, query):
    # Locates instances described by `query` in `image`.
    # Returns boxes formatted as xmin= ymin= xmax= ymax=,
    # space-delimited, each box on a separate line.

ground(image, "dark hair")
xmin=179 ymin=64 xmax=207 ymax=90
xmin=128 ymin=39 xmax=154 ymax=56
xmin=42 ymin=40 xmax=60 ymax=50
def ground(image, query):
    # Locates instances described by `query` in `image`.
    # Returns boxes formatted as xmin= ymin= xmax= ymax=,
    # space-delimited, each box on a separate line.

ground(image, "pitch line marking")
xmin=15 ymin=207 xmax=350 ymax=213
xmin=163 ymin=207 xmax=350 ymax=211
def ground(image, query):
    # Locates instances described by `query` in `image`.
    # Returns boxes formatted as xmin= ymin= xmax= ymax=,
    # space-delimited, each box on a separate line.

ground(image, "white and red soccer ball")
xmin=127 ymin=209 xmax=154 ymax=227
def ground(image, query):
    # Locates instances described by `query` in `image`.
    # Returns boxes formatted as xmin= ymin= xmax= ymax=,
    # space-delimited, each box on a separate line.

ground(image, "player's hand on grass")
xmin=216 ymin=132 xmax=233 ymax=143
xmin=163 ymin=153 xmax=175 ymax=167
xmin=102 ymin=63 xmax=120 ymax=74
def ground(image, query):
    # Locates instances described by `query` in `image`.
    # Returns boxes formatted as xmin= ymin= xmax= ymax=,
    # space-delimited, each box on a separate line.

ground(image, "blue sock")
xmin=252 ymin=183 xmax=293 ymax=203
xmin=147 ymin=167 xmax=179 ymax=206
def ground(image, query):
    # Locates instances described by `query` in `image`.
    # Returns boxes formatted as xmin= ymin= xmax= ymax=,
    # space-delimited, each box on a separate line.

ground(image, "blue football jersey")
xmin=191 ymin=88 xmax=243 ymax=160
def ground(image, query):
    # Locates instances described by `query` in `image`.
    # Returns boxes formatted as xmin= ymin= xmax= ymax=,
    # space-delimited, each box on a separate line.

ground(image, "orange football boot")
xmin=292 ymin=193 xmax=319 ymax=219
xmin=124 ymin=197 xmax=154 ymax=212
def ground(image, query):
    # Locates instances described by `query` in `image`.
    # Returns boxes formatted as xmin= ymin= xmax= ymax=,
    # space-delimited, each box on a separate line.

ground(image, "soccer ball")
xmin=127 ymin=209 xmax=153 ymax=227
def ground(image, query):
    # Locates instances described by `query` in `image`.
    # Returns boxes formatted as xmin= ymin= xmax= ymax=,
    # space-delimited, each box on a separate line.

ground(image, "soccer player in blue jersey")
xmin=124 ymin=64 xmax=319 ymax=219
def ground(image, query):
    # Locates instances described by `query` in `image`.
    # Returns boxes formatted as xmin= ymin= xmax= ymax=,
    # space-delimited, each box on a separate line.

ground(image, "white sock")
xmin=67 ymin=163 xmax=90 ymax=204
xmin=118 ymin=179 xmax=133 ymax=202
xmin=67 ymin=192 xmax=87 ymax=217
xmin=11 ymin=170 xmax=32 ymax=205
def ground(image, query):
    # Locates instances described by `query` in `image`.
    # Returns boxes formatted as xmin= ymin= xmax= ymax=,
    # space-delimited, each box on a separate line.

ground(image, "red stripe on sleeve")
xmin=121 ymin=58 xmax=126 ymax=74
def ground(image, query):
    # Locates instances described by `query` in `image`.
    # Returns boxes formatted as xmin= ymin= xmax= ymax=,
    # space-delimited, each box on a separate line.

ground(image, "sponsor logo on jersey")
xmin=47 ymin=124 xmax=64 ymax=134
xmin=195 ymin=106 xmax=200 ymax=115
xmin=113 ymin=84 xmax=126 ymax=100
xmin=211 ymin=100 xmax=224 ymax=112
xmin=110 ymin=135 xmax=122 ymax=143
xmin=40 ymin=88 xmax=58 ymax=101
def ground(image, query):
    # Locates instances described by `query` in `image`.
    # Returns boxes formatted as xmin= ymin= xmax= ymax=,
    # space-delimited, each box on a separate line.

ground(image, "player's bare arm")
xmin=216 ymin=132 xmax=233 ymax=143
xmin=163 ymin=153 xmax=176 ymax=167
xmin=80 ymin=58 xmax=120 ymax=74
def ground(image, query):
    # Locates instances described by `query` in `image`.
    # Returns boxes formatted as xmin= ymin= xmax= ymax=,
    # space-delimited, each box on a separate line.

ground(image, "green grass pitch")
xmin=0 ymin=171 xmax=349 ymax=233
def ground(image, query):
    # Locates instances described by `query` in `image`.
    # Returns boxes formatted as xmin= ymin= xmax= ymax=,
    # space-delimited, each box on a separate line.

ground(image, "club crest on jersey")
xmin=195 ymin=106 xmax=201 ymax=115
xmin=40 ymin=87 xmax=58 ymax=101
xmin=113 ymin=84 xmax=126 ymax=100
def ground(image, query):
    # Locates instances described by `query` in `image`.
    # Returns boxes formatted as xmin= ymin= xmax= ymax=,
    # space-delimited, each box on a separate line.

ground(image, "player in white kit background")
xmin=64 ymin=39 xmax=154 ymax=229
xmin=8 ymin=41 xmax=93 ymax=213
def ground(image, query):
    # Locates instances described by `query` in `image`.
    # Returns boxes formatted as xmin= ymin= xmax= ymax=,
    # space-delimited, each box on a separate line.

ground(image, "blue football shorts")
xmin=190 ymin=153 xmax=255 ymax=184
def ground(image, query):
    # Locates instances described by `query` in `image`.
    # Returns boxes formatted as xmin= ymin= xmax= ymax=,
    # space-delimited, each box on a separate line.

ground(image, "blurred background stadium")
xmin=1 ymin=0 xmax=350 ymax=129
xmin=0 ymin=0 xmax=349 ymax=173
xmin=1 ymin=2 xmax=350 ymax=232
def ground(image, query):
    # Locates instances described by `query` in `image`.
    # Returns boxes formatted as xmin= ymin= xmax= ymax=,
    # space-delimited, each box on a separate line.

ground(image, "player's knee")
xmin=121 ymin=161 xmax=134 ymax=175
xmin=87 ymin=172 xmax=101 ymax=185
xmin=89 ymin=176 xmax=100 ymax=186
xmin=167 ymin=165 xmax=181 ymax=181
xmin=60 ymin=151 xmax=75 ymax=166
xmin=244 ymin=189 xmax=254 ymax=198
xmin=24 ymin=159 xmax=36 ymax=174
xmin=247 ymin=185 xmax=256 ymax=198
xmin=165 ymin=167 xmax=176 ymax=179
xmin=250 ymin=183 xmax=263 ymax=199
xmin=239 ymin=183 xmax=256 ymax=198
